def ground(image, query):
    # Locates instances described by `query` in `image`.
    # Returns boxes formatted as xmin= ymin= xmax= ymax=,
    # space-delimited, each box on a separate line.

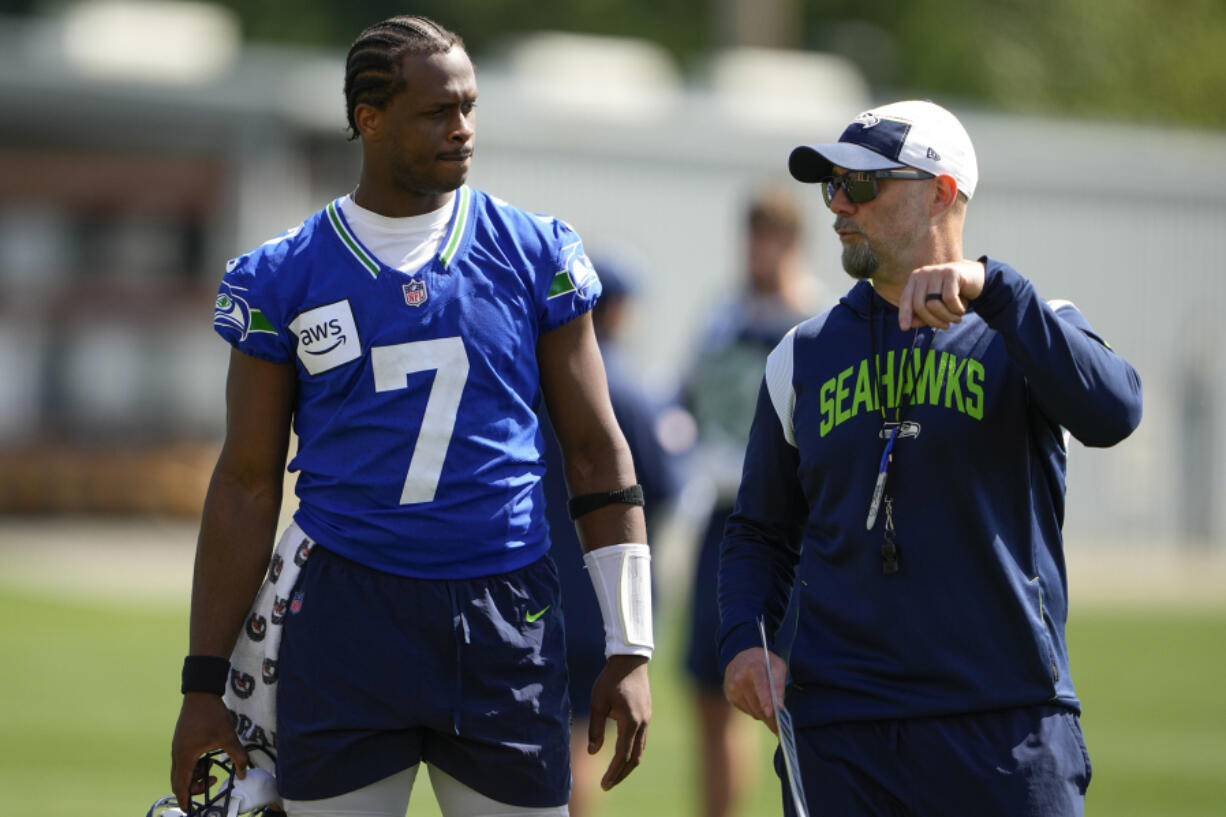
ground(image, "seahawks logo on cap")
xmin=840 ymin=115 xmax=912 ymax=161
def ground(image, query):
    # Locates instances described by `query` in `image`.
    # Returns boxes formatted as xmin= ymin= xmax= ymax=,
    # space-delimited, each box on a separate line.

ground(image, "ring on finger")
xmin=924 ymin=292 xmax=943 ymax=302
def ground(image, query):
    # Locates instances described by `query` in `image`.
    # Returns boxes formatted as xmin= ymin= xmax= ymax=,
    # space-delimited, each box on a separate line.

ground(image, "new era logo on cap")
xmin=788 ymin=100 xmax=978 ymax=200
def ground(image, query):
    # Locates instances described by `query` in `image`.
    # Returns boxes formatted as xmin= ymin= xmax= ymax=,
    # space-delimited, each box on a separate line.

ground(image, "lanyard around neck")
xmin=865 ymin=294 xmax=933 ymax=569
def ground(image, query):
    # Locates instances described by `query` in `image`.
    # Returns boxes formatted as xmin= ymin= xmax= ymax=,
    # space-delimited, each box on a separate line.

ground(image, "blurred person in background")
xmin=166 ymin=15 xmax=653 ymax=817
xmin=679 ymin=188 xmax=819 ymax=817
xmin=720 ymin=100 xmax=1143 ymax=816
xmin=539 ymin=255 xmax=681 ymax=817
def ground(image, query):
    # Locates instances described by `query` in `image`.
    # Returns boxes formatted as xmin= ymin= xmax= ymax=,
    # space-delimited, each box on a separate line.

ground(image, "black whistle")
xmin=881 ymin=540 xmax=900 ymax=574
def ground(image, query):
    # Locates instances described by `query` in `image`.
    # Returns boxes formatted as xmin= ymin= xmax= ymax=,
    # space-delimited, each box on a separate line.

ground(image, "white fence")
xmin=1 ymin=18 xmax=1223 ymax=546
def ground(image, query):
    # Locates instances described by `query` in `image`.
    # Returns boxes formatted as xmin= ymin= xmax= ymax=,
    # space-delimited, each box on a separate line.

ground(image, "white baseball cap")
xmin=788 ymin=100 xmax=979 ymax=200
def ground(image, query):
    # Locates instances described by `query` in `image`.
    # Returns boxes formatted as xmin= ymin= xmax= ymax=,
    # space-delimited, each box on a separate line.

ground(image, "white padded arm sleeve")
xmin=583 ymin=543 xmax=653 ymax=658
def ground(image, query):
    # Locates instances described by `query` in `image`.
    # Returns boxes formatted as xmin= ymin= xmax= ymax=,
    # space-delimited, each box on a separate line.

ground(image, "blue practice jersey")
xmin=213 ymin=186 xmax=601 ymax=579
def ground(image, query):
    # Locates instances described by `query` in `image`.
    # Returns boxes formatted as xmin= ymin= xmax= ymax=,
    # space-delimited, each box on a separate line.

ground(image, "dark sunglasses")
xmin=821 ymin=168 xmax=935 ymax=206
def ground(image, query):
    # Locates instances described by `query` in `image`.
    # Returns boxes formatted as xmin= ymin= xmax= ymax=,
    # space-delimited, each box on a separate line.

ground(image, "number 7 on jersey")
xmin=371 ymin=337 xmax=469 ymax=505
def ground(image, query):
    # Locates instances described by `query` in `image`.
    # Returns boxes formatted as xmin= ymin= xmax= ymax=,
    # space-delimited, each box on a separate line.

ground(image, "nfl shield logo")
xmin=403 ymin=278 xmax=428 ymax=307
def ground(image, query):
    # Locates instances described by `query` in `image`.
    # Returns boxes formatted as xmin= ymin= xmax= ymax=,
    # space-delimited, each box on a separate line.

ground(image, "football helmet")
xmin=146 ymin=750 xmax=282 ymax=817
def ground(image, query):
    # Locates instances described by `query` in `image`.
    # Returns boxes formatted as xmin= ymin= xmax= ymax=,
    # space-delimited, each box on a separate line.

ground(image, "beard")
xmin=841 ymin=239 xmax=879 ymax=280
xmin=835 ymin=216 xmax=879 ymax=280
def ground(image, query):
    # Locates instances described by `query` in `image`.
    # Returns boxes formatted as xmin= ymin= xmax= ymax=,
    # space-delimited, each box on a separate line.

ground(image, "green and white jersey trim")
xmin=325 ymin=186 xmax=473 ymax=279
xmin=326 ymin=200 xmax=380 ymax=278
xmin=440 ymin=185 xmax=472 ymax=268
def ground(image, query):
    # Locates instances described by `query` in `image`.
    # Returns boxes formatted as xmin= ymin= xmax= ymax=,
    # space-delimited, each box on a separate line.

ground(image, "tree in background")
xmin=6 ymin=0 xmax=1218 ymax=126
xmin=806 ymin=0 xmax=1226 ymax=128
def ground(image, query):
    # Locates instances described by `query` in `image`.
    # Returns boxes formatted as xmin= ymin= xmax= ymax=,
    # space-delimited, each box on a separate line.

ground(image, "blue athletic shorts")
xmin=779 ymin=704 xmax=1092 ymax=817
xmin=275 ymin=545 xmax=571 ymax=808
xmin=551 ymin=537 xmax=605 ymax=720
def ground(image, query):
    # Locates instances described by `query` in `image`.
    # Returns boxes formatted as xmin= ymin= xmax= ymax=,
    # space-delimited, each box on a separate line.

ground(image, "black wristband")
xmin=567 ymin=484 xmax=645 ymax=520
xmin=181 ymin=655 xmax=230 ymax=696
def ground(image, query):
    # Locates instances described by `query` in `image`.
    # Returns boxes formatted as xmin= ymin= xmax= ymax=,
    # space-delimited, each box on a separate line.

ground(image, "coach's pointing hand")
xmin=898 ymin=259 xmax=986 ymax=331
xmin=588 ymin=654 xmax=651 ymax=790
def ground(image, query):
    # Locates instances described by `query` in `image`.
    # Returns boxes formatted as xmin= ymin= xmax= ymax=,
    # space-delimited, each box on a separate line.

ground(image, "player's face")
xmin=827 ymin=165 xmax=930 ymax=280
xmin=379 ymin=47 xmax=477 ymax=196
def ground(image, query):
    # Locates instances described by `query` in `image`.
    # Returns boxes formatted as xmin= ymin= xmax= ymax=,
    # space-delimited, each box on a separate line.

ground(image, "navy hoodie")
xmin=717 ymin=258 xmax=1143 ymax=727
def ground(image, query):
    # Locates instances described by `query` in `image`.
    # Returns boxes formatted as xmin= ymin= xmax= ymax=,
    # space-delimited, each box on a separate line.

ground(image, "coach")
xmin=718 ymin=100 xmax=1142 ymax=816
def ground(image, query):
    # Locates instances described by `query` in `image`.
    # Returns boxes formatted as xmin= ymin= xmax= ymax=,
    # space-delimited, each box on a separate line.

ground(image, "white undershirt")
xmin=338 ymin=192 xmax=453 ymax=274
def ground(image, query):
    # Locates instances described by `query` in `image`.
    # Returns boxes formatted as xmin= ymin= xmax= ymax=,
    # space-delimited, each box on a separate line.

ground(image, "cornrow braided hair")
xmin=344 ymin=15 xmax=465 ymax=140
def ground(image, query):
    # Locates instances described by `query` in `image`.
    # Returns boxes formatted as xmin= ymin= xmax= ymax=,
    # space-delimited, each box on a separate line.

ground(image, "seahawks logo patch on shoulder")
xmin=214 ymin=283 xmax=277 ymax=341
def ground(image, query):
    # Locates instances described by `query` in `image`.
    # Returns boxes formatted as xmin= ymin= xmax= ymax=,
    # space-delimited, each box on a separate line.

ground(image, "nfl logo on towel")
xmin=403 ymin=278 xmax=428 ymax=307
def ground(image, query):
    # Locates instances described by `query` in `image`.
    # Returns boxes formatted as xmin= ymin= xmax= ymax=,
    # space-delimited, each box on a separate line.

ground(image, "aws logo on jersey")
xmin=289 ymin=300 xmax=362 ymax=375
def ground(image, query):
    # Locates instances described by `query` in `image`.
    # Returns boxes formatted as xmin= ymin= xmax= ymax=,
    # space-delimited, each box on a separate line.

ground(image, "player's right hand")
xmin=170 ymin=693 xmax=248 ymax=808
xmin=722 ymin=646 xmax=786 ymax=735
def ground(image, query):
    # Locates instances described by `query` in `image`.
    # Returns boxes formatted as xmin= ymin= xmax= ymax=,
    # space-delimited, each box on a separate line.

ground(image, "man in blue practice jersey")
xmin=719 ymin=100 xmax=1142 ymax=816
xmin=167 ymin=16 xmax=652 ymax=817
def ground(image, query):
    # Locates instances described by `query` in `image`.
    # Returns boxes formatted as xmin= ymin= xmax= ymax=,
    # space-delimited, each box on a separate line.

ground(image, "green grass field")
xmin=1 ymin=583 xmax=1222 ymax=817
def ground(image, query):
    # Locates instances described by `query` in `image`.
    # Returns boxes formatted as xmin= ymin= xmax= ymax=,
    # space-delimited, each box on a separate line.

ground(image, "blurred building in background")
xmin=1 ymin=3 xmax=1224 ymax=548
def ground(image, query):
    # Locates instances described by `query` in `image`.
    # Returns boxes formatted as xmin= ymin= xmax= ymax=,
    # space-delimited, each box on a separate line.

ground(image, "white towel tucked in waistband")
xmin=224 ymin=521 xmax=314 ymax=760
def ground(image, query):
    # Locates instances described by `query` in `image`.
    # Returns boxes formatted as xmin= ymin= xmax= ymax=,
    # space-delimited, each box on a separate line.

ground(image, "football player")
xmin=167 ymin=16 xmax=651 ymax=817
